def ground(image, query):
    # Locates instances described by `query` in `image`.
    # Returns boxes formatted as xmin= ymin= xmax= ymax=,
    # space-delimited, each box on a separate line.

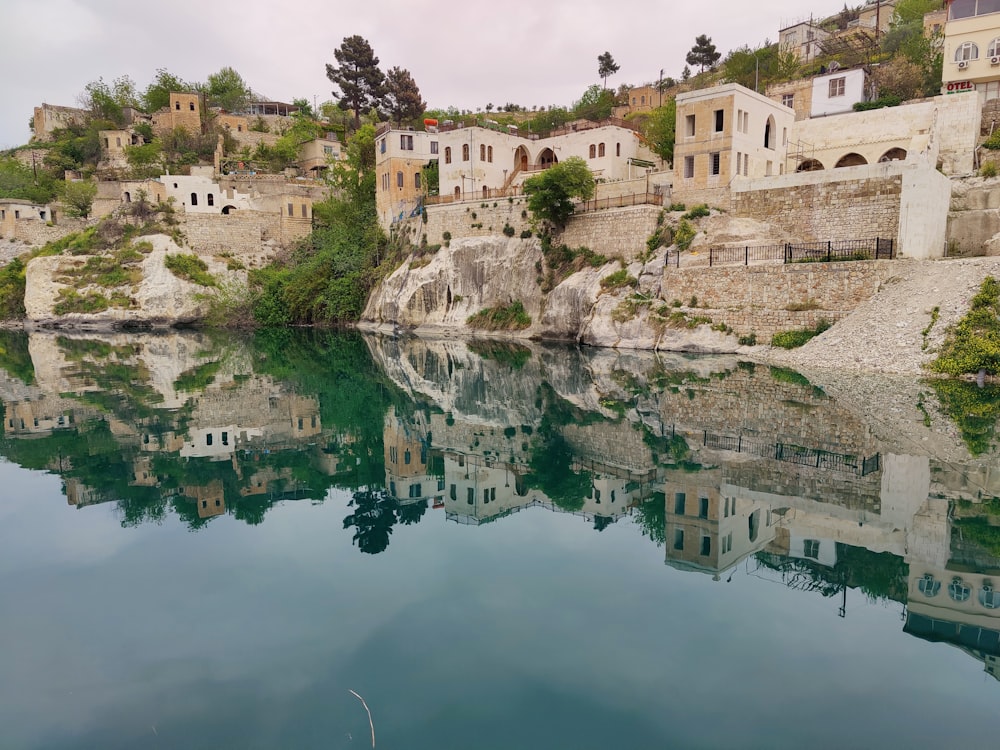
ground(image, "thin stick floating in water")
xmin=349 ymin=689 xmax=375 ymax=749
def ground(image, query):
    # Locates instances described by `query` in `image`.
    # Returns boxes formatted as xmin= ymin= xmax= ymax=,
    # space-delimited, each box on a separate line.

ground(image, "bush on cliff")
xmin=931 ymin=276 xmax=1000 ymax=376
xmin=523 ymin=157 xmax=595 ymax=230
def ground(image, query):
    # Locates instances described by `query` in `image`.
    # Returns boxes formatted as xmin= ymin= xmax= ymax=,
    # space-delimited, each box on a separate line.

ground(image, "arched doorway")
xmin=796 ymin=159 xmax=824 ymax=172
xmin=515 ymin=146 xmax=529 ymax=173
xmin=835 ymin=153 xmax=868 ymax=168
xmin=123 ymin=191 xmax=131 ymax=203
xmin=879 ymin=147 xmax=907 ymax=163
xmin=764 ymin=116 xmax=776 ymax=149
xmin=536 ymin=148 xmax=558 ymax=168
xmin=454 ymin=186 xmax=461 ymax=200
xmin=221 ymin=205 xmax=237 ymax=215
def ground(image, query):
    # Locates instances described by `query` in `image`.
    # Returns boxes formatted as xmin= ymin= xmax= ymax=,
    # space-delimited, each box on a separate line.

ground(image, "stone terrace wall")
xmin=424 ymin=199 xmax=533 ymax=245
xmin=179 ymin=212 xmax=282 ymax=267
xmin=731 ymin=168 xmax=901 ymax=242
xmin=661 ymin=260 xmax=897 ymax=339
xmin=560 ymin=205 xmax=662 ymax=260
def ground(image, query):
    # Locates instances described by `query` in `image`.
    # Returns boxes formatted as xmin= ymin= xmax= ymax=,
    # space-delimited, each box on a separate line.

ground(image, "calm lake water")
xmin=2 ymin=329 xmax=1000 ymax=749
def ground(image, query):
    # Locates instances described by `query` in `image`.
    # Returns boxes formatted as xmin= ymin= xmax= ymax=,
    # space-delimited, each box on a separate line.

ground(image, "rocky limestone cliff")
xmin=24 ymin=234 xmax=241 ymax=329
xmin=362 ymin=235 xmax=742 ymax=353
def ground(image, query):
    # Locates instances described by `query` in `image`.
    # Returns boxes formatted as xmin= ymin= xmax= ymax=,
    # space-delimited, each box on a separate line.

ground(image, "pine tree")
xmin=326 ymin=35 xmax=386 ymax=130
xmin=686 ymin=35 xmax=721 ymax=73
xmin=597 ymin=51 xmax=621 ymax=89
xmin=383 ymin=67 xmax=426 ymax=127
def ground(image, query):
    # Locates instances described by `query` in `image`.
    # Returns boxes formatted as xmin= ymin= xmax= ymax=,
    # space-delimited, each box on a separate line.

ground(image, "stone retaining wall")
xmin=423 ymin=198 xmax=533 ymax=246
xmin=661 ymin=260 xmax=897 ymax=339
xmin=560 ymin=205 xmax=663 ymax=260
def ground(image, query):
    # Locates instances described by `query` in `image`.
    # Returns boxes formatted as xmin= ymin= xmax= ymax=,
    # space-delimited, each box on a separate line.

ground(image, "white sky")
xmin=0 ymin=0 xmax=855 ymax=148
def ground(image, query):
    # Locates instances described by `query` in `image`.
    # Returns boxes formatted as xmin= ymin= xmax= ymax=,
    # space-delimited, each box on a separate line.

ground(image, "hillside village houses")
xmin=9 ymin=0 xmax=1000 ymax=264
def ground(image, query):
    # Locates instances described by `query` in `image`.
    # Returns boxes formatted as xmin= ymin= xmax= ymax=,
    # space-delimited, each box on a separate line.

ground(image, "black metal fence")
xmin=702 ymin=431 xmax=881 ymax=477
xmin=668 ymin=237 xmax=895 ymax=268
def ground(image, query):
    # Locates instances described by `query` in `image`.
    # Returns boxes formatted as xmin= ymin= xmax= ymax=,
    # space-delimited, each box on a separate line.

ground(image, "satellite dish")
xmin=829 ymin=60 xmax=841 ymax=72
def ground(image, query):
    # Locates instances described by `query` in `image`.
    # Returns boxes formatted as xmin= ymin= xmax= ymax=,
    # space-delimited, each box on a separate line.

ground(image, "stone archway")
xmin=515 ymin=146 xmax=529 ymax=173
xmin=879 ymin=147 xmax=907 ymax=163
xmin=536 ymin=147 xmax=558 ymax=168
xmin=835 ymin=153 xmax=868 ymax=168
xmin=797 ymin=159 xmax=824 ymax=172
xmin=221 ymin=205 xmax=237 ymax=215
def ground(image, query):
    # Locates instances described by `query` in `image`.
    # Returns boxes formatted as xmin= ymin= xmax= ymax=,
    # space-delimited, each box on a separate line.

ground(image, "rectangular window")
xmin=430 ymin=141 xmax=438 ymax=154
xmin=743 ymin=154 xmax=749 ymax=176
xmin=450 ymin=484 xmax=457 ymax=500
xmin=829 ymin=77 xmax=846 ymax=97
xmin=804 ymin=539 xmax=821 ymax=559
xmin=301 ymin=204 xmax=307 ymax=218
xmin=713 ymin=109 xmax=724 ymax=132
xmin=673 ymin=528 xmax=685 ymax=550
xmin=782 ymin=93 xmax=794 ymax=108
xmin=397 ymin=171 xmax=404 ymax=188
xmin=699 ymin=497 xmax=709 ymax=518
xmin=414 ymin=172 xmax=421 ymax=189
xmin=400 ymin=134 xmax=413 ymax=150
xmin=735 ymin=153 xmax=741 ymax=178
xmin=674 ymin=492 xmax=686 ymax=515
xmin=684 ymin=155 xmax=694 ymax=179
xmin=379 ymin=139 xmax=386 ymax=154
xmin=710 ymin=152 xmax=721 ymax=176
xmin=700 ymin=536 xmax=711 ymax=556
xmin=467 ymin=487 xmax=475 ymax=504
xmin=685 ymin=114 xmax=695 ymax=137
xmin=287 ymin=203 xmax=293 ymax=216
xmin=323 ymin=145 xmax=333 ymax=154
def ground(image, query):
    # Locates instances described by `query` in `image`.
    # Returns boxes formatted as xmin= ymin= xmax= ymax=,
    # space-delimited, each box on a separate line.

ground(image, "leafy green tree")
xmin=125 ymin=141 xmax=164 ymax=179
xmin=292 ymin=98 xmax=316 ymax=119
xmin=892 ymin=0 xmax=944 ymax=24
xmin=383 ymin=66 xmax=426 ymax=126
xmin=523 ymin=156 xmax=596 ymax=230
xmin=142 ymin=69 xmax=188 ymax=112
xmin=687 ymin=35 xmax=721 ymax=73
xmin=81 ymin=76 xmax=138 ymax=126
xmin=643 ymin=100 xmax=677 ymax=163
xmin=681 ymin=65 xmax=692 ymax=81
xmin=597 ymin=51 xmax=620 ymax=89
xmin=573 ymin=84 xmax=616 ymax=121
xmin=0 ymin=156 xmax=57 ymax=203
xmin=205 ymin=66 xmax=252 ymax=112
xmin=722 ymin=43 xmax=800 ymax=92
xmin=326 ymin=35 xmax=386 ymax=130
xmin=59 ymin=180 xmax=98 ymax=218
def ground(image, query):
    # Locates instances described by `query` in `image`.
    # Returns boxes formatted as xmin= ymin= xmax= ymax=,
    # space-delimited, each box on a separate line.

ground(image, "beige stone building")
xmin=942 ymin=0 xmax=1000 ymax=101
xmin=673 ymin=83 xmax=795 ymax=204
xmin=151 ymin=92 xmax=204 ymax=136
xmin=779 ymin=20 xmax=831 ymax=62
xmin=32 ymin=103 xmax=87 ymax=141
xmin=297 ymin=136 xmax=342 ymax=176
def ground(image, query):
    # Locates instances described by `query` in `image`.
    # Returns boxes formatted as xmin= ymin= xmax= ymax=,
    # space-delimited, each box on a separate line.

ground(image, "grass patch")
xmin=785 ymin=299 xmax=821 ymax=312
xmin=922 ymin=306 xmax=940 ymax=351
xmin=932 ymin=277 xmax=1000 ymax=376
xmin=467 ymin=300 xmax=531 ymax=330
xmin=53 ymin=289 xmax=111 ymax=315
xmin=681 ymin=204 xmax=710 ymax=220
xmin=165 ymin=253 xmax=217 ymax=287
xmin=771 ymin=319 xmax=832 ymax=349
xmin=600 ymin=268 xmax=638 ymax=291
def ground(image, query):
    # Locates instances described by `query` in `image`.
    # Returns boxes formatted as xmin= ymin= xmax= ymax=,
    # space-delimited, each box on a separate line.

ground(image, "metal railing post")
xmin=709 ymin=247 xmax=713 ymax=267
xmin=827 ymin=240 xmax=832 ymax=262
xmin=745 ymin=246 xmax=749 ymax=265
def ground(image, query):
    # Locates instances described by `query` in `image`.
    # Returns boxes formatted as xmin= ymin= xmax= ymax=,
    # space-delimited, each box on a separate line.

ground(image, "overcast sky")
xmin=1 ymin=0 xmax=855 ymax=148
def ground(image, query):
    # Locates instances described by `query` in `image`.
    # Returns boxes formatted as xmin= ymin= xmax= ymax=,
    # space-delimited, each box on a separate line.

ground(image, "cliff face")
xmin=362 ymin=235 xmax=741 ymax=352
xmin=23 ymin=234 xmax=240 ymax=329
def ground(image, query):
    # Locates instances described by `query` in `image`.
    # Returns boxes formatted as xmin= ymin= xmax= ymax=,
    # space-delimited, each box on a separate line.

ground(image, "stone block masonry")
xmin=424 ymin=199 xmax=533 ymax=246
xmin=662 ymin=260 xmax=898 ymax=339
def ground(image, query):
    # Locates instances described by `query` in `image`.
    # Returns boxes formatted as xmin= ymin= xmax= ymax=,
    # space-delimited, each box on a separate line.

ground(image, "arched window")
xmin=445 ymin=146 xmax=452 ymax=164
xmin=956 ymin=41 xmax=979 ymax=61
xmin=207 ymin=194 xmax=214 ymax=206
xmin=918 ymin=575 xmax=941 ymax=597
xmin=190 ymin=193 xmax=198 ymax=206
xmin=949 ymin=577 xmax=971 ymax=602
xmin=616 ymin=143 xmax=621 ymax=157
xmin=598 ymin=143 xmax=605 ymax=157
xmin=641 ymin=95 xmax=646 ymax=105
xmin=488 ymin=146 xmax=493 ymax=163
xmin=189 ymin=101 xmax=195 ymax=111
xmin=480 ymin=144 xmax=486 ymax=161
xmin=589 ymin=144 xmax=596 ymax=159
xmin=764 ymin=116 xmax=775 ymax=149
xmin=835 ymin=153 xmax=868 ymax=168
xmin=454 ymin=186 xmax=461 ymax=199
xmin=462 ymin=143 xmax=469 ymax=161
xmin=123 ymin=192 xmax=131 ymax=203
xmin=989 ymin=38 xmax=1000 ymax=58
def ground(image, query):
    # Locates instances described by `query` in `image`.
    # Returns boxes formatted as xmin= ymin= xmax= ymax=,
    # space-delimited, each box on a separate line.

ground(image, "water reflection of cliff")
xmin=5 ymin=329 xmax=1000 ymax=679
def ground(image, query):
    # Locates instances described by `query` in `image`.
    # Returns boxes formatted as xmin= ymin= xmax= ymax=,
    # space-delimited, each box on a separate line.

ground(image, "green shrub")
xmin=467 ymin=300 xmax=531 ymax=330
xmin=502 ymin=223 xmax=516 ymax=237
xmin=853 ymin=95 xmax=902 ymax=112
xmin=53 ymin=288 xmax=110 ymax=315
xmin=675 ymin=218 xmax=696 ymax=250
xmin=520 ymin=230 xmax=532 ymax=239
xmin=982 ymin=162 xmax=999 ymax=178
xmin=164 ymin=253 xmax=217 ymax=287
xmin=668 ymin=202 xmax=686 ymax=212
xmin=600 ymin=269 xmax=639 ymax=291
xmin=738 ymin=332 xmax=757 ymax=346
xmin=0 ymin=259 xmax=27 ymax=320
xmin=932 ymin=276 xmax=1000 ymax=375
xmin=771 ymin=319 xmax=832 ymax=349
xmin=682 ymin=204 xmax=710 ymax=220
xmin=984 ymin=131 xmax=1000 ymax=151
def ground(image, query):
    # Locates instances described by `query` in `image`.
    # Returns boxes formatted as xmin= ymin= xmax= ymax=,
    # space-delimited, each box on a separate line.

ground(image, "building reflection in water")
xmin=4 ymin=329 xmax=1000 ymax=680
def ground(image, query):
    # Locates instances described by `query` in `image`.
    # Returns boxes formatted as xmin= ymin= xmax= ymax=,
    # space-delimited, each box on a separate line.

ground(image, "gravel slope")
xmin=764 ymin=257 xmax=1000 ymax=375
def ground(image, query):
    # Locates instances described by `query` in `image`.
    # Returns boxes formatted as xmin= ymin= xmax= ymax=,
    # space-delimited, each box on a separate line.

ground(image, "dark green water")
xmin=2 ymin=329 xmax=1000 ymax=749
